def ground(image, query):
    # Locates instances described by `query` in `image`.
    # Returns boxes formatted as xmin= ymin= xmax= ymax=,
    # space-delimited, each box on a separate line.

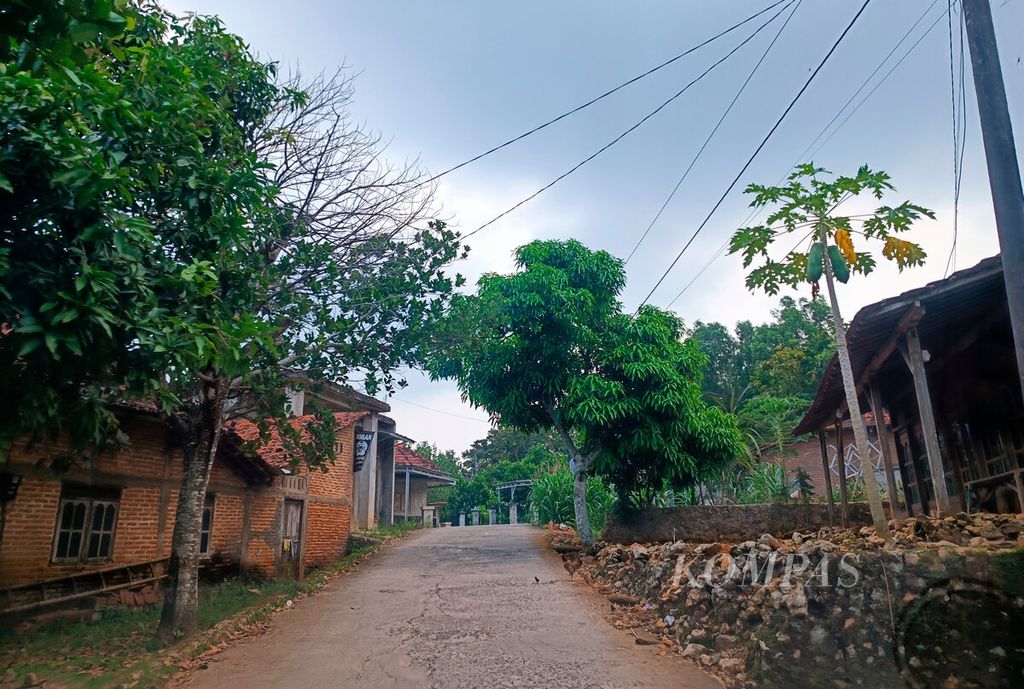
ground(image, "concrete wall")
xmin=602 ymin=503 xmax=878 ymax=544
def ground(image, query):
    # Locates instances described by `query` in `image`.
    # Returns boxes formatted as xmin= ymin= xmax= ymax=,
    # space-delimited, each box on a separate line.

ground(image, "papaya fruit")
xmin=806 ymin=243 xmax=824 ymax=283
xmin=828 ymin=245 xmax=850 ymax=283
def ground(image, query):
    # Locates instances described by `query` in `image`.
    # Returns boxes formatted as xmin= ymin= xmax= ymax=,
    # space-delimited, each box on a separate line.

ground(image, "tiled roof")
xmin=393 ymin=443 xmax=452 ymax=480
xmin=225 ymin=411 xmax=368 ymax=470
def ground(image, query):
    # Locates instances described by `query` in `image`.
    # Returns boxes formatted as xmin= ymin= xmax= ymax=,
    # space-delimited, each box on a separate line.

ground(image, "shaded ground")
xmin=185 ymin=525 xmax=720 ymax=689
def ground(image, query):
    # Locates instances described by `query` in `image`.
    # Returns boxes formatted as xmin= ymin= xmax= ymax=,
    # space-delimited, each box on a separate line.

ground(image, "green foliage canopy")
xmin=431 ymin=239 xmax=742 ymax=523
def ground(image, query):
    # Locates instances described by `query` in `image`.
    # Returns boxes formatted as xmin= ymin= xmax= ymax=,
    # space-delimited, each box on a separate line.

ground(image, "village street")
xmin=186 ymin=526 xmax=720 ymax=689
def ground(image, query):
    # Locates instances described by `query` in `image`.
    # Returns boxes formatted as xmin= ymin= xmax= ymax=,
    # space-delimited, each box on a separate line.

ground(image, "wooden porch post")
xmin=818 ymin=431 xmax=836 ymax=527
xmin=868 ymin=384 xmax=903 ymax=527
xmin=403 ymin=468 xmax=411 ymax=522
xmin=901 ymin=328 xmax=955 ymax=515
xmin=835 ymin=417 xmax=850 ymax=528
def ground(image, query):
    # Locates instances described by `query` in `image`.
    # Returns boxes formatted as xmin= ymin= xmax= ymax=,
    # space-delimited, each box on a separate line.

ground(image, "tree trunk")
xmin=157 ymin=375 xmax=230 ymax=642
xmin=551 ymin=418 xmax=595 ymax=547
xmin=572 ymin=462 xmax=594 ymax=547
xmin=820 ymin=234 xmax=893 ymax=545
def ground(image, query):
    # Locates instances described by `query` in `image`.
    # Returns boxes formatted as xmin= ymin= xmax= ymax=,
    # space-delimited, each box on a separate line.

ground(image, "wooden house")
xmin=794 ymin=255 xmax=1022 ymax=517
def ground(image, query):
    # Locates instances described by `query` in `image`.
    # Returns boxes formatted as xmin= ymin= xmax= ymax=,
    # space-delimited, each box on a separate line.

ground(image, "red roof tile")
xmin=393 ymin=443 xmax=451 ymax=479
xmin=225 ymin=411 xmax=368 ymax=470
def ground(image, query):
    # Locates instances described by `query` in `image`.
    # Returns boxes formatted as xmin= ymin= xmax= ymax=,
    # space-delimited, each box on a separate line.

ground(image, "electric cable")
xmin=624 ymin=0 xmax=803 ymax=265
xmin=636 ymin=0 xmax=875 ymax=310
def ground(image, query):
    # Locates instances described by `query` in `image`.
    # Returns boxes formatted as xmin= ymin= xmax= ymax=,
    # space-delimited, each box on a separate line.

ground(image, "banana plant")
xmin=729 ymin=164 xmax=935 ymax=545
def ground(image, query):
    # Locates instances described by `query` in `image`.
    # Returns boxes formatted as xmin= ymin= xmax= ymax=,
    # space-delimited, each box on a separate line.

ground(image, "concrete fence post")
xmin=488 ymin=508 xmax=496 ymax=525
xmin=459 ymin=512 xmax=465 ymax=527
xmin=471 ymin=508 xmax=480 ymax=526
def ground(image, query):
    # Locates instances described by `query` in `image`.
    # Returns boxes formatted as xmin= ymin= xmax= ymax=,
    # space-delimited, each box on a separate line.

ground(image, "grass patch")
xmin=353 ymin=520 xmax=424 ymax=541
xmin=0 ymin=540 xmax=398 ymax=689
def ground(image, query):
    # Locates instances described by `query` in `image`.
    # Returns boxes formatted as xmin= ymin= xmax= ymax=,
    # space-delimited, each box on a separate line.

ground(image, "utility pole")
xmin=962 ymin=0 xmax=1024 ymax=398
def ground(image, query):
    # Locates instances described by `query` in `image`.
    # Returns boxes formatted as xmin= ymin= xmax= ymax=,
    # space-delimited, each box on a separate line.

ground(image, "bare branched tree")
xmin=158 ymin=68 xmax=463 ymax=640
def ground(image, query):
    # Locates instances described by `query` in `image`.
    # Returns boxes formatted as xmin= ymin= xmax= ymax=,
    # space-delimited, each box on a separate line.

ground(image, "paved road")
xmin=187 ymin=525 xmax=720 ymax=689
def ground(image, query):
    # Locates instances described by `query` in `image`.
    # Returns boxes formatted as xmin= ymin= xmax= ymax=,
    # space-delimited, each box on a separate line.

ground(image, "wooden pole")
xmin=835 ymin=418 xmax=849 ymax=528
xmin=963 ymin=0 xmax=1024 ymax=402
xmin=901 ymin=328 xmax=955 ymax=515
xmin=818 ymin=432 xmax=836 ymax=527
xmin=868 ymin=384 xmax=902 ymax=527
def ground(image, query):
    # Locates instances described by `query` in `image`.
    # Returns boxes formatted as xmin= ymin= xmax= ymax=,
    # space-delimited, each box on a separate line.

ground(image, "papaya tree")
xmin=430 ymin=240 xmax=740 ymax=546
xmin=729 ymin=164 xmax=934 ymax=544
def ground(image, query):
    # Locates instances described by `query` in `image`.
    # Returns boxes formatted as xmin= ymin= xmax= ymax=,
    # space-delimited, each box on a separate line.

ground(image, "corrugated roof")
xmin=793 ymin=255 xmax=1006 ymax=435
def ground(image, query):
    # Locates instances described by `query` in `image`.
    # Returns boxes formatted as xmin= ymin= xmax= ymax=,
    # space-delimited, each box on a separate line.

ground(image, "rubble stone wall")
xmin=603 ymin=504 xmax=876 ymax=544
xmin=584 ymin=514 xmax=1024 ymax=689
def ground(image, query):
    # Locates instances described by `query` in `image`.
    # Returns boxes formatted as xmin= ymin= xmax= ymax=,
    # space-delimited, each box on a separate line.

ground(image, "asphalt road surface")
xmin=187 ymin=525 xmax=721 ymax=689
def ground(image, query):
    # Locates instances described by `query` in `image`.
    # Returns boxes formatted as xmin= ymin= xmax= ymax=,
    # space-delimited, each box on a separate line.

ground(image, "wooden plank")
xmin=835 ymin=419 xmax=850 ymax=528
xmin=818 ymin=432 xmax=835 ymax=527
xmin=868 ymin=384 xmax=903 ymax=527
xmin=857 ymin=305 xmax=925 ymax=391
xmin=1 ymin=575 xmax=167 ymax=616
xmin=901 ymin=327 xmax=956 ymax=515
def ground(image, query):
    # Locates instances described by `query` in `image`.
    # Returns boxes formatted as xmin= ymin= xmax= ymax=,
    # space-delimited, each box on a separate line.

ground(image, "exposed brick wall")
xmin=209 ymin=493 xmax=244 ymax=561
xmin=303 ymin=502 xmax=347 ymax=567
xmin=0 ymin=476 xmax=62 ymax=585
xmin=765 ymin=426 xmax=901 ymax=500
xmin=303 ymin=423 xmax=354 ymax=569
xmin=243 ymin=489 xmax=280 ymax=578
xmin=1 ymin=416 xmax=361 ymax=588
xmin=307 ymin=423 xmax=355 ymax=500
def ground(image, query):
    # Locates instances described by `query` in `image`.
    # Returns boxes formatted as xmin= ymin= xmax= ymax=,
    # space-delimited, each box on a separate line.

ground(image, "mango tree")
xmin=430 ymin=240 xmax=740 ymax=546
xmin=2 ymin=4 xmax=464 ymax=641
xmin=729 ymin=164 xmax=934 ymax=544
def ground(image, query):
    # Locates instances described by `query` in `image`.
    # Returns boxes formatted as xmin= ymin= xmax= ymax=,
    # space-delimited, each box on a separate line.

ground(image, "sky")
xmin=166 ymin=0 xmax=1024 ymax=454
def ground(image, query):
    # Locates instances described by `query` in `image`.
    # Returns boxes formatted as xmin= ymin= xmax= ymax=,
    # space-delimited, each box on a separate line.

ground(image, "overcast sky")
xmin=167 ymin=0 xmax=1024 ymax=454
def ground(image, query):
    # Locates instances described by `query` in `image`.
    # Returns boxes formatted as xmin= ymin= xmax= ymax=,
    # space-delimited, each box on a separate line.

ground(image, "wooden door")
xmin=282 ymin=499 xmax=303 ymax=574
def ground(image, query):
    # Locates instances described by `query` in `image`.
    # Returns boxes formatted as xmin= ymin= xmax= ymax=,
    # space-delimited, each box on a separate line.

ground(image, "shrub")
xmin=530 ymin=468 xmax=615 ymax=533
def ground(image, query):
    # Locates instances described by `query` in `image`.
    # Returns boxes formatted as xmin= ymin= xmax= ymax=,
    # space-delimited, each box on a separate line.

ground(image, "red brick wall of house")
xmin=303 ymin=422 xmax=355 ymax=568
xmin=764 ymin=426 xmax=901 ymax=500
xmin=1 ymin=416 xmax=360 ymax=589
xmin=0 ymin=416 xmax=173 ymax=586
xmin=0 ymin=415 xmax=251 ymax=588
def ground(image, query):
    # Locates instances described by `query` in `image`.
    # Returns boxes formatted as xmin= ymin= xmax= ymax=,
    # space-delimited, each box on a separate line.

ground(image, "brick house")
xmin=0 ymin=396 xmax=379 ymax=602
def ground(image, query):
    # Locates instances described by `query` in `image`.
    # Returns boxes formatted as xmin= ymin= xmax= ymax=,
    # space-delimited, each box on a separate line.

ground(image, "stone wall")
xmin=603 ymin=504 xmax=878 ymax=544
xmin=584 ymin=520 xmax=1024 ymax=688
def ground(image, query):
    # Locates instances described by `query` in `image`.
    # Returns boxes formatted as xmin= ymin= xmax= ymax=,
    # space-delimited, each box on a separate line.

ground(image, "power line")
xmin=624 ymin=0 xmax=803 ymax=265
xmin=637 ymin=0 xmax=876 ymax=311
xmin=791 ymin=0 xmax=944 ymax=168
xmin=424 ymin=0 xmax=793 ymax=185
xmin=464 ymin=2 xmax=794 ymax=240
xmin=389 ymin=396 xmax=492 ymax=424
xmin=801 ymin=6 xmax=953 ymax=163
xmin=945 ymin=1 xmax=968 ymax=277
xmin=667 ymin=0 xmax=950 ymax=307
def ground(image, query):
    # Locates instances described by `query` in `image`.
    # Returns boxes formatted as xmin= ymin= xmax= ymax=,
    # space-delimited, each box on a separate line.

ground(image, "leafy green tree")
xmin=0 ymin=2 xmax=195 ymax=459
xmin=461 ymin=427 xmax=562 ymax=476
xmin=737 ymin=394 xmax=807 ymax=490
xmin=729 ymin=164 xmax=935 ymax=542
xmin=577 ymin=307 xmax=741 ymax=511
xmin=431 ymin=240 xmax=740 ymax=546
xmin=689 ymin=296 xmax=833 ymax=408
xmin=2 ymin=5 xmax=463 ymax=640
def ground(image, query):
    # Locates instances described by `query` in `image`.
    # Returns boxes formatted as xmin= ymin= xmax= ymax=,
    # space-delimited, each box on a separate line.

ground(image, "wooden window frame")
xmin=51 ymin=485 xmax=121 ymax=564
xmin=199 ymin=495 xmax=215 ymax=558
